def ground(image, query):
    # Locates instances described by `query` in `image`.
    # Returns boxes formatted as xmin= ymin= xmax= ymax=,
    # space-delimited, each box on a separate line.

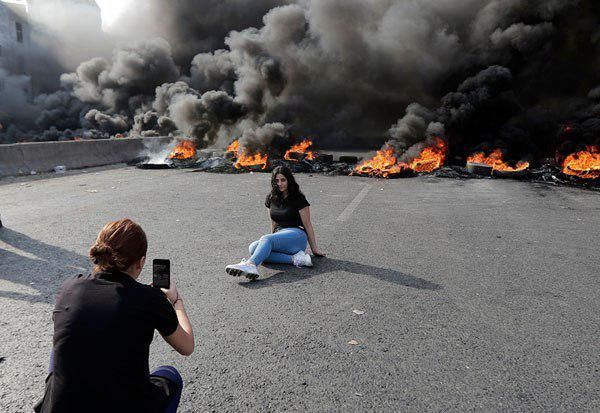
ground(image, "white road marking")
xmin=337 ymin=184 xmax=372 ymax=222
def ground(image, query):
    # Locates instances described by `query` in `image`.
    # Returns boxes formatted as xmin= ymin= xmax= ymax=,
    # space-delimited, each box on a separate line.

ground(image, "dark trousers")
xmin=150 ymin=366 xmax=184 ymax=413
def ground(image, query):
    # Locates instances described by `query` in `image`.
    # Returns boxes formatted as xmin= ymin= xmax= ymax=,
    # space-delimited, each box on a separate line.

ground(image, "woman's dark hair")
xmin=269 ymin=165 xmax=302 ymax=204
xmin=89 ymin=218 xmax=148 ymax=273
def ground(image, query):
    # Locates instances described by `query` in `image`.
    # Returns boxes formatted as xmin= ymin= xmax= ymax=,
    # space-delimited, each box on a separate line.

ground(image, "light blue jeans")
xmin=249 ymin=228 xmax=308 ymax=265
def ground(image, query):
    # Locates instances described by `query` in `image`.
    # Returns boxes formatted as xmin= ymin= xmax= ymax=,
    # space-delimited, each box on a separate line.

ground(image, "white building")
xmin=0 ymin=1 xmax=31 ymax=76
xmin=0 ymin=0 xmax=102 ymax=95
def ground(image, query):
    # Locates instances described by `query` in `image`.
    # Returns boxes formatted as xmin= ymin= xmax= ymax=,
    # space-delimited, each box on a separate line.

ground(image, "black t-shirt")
xmin=35 ymin=271 xmax=178 ymax=413
xmin=265 ymin=192 xmax=310 ymax=233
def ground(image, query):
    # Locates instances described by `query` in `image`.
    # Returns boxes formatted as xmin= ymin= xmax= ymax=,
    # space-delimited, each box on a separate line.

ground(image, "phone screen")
xmin=152 ymin=259 xmax=170 ymax=289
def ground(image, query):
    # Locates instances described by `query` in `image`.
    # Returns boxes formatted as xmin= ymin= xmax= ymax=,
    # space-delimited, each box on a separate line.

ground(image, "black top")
xmin=35 ymin=271 xmax=178 ymax=413
xmin=265 ymin=192 xmax=310 ymax=233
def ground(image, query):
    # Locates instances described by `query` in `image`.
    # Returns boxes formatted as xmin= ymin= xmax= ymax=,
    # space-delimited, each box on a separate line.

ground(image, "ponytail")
xmin=89 ymin=219 xmax=147 ymax=273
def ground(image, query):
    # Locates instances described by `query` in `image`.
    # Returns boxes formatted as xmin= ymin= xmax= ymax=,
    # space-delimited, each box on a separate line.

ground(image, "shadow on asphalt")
xmin=0 ymin=227 xmax=88 ymax=303
xmin=239 ymin=257 xmax=442 ymax=290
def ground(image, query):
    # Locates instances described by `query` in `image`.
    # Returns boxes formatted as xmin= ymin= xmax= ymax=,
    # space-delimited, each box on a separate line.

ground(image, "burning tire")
xmin=466 ymin=162 xmax=493 ymax=176
xmin=492 ymin=168 xmax=529 ymax=179
xmin=314 ymin=154 xmax=333 ymax=164
xmin=339 ymin=156 xmax=359 ymax=164
xmin=387 ymin=169 xmax=416 ymax=179
xmin=136 ymin=162 xmax=173 ymax=170
xmin=285 ymin=151 xmax=307 ymax=161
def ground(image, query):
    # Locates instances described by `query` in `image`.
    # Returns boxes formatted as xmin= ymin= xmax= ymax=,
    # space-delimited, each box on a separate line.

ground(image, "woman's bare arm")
xmin=163 ymin=299 xmax=194 ymax=356
xmin=268 ymin=210 xmax=276 ymax=233
xmin=160 ymin=282 xmax=195 ymax=356
xmin=299 ymin=207 xmax=324 ymax=256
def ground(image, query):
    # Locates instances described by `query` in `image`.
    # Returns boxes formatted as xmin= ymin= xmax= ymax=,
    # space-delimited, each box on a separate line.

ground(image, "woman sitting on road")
xmin=226 ymin=165 xmax=325 ymax=280
xmin=35 ymin=218 xmax=194 ymax=413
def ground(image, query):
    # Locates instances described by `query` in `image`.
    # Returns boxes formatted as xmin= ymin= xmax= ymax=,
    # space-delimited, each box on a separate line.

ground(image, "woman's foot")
xmin=226 ymin=259 xmax=259 ymax=280
xmin=292 ymin=250 xmax=313 ymax=267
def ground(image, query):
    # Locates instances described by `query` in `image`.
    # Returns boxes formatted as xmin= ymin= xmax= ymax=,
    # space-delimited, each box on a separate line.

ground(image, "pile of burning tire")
xmin=136 ymin=138 xmax=599 ymax=189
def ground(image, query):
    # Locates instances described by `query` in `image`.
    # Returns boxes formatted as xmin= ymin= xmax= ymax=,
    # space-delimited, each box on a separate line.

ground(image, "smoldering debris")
xmin=135 ymin=137 xmax=598 ymax=191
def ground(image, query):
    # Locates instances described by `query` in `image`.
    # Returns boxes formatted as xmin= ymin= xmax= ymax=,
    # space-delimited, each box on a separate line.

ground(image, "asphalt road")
xmin=1 ymin=165 xmax=599 ymax=412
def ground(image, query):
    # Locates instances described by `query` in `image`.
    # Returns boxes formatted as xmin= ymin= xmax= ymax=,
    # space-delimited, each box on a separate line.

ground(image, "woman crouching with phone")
xmin=35 ymin=219 xmax=194 ymax=413
xmin=226 ymin=165 xmax=325 ymax=280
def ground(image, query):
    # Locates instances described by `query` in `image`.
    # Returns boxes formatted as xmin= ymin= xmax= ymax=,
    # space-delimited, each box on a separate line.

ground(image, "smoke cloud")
xmin=110 ymin=0 xmax=291 ymax=65
xmin=1 ymin=0 xmax=599 ymax=161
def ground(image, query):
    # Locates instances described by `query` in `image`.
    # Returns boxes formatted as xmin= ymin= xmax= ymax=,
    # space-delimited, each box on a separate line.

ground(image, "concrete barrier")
xmin=0 ymin=137 xmax=173 ymax=178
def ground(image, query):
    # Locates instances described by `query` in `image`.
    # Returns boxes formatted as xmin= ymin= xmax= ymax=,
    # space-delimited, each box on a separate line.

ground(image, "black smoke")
xmin=1 ymin=0 xmax=599 ymax=160
xmin=111 ymin=0 xmax=292 ymax=66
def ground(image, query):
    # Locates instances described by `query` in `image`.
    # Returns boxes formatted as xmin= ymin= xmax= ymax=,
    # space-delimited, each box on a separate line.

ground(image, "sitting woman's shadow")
xmin=240 ymin=257 xmax=442 ymax=290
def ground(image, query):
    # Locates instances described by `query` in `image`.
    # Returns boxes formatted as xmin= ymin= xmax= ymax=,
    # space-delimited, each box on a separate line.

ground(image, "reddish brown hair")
xmin=89 ymin=218 xmax=148 ymax=273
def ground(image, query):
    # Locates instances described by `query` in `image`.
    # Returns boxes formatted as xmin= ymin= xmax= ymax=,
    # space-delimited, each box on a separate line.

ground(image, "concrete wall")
xmin=0 ymin=136 xmax=172 ymax=177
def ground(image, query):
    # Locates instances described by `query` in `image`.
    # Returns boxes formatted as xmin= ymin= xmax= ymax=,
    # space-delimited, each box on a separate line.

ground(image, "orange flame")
xmin=354 ymin=146 xmax=408 ymax=178
xmin=226 ymin=139 xmax=268 ymax=169
xmin=169 ymin=140 xmax=197 ymax=160
xmin=355 ymin=138 xmax=447 ymax=178
xmin=562 ymin=145 xmax=600 ymax=179
xmin=226 ymin=139 xmax=239 ymax=155
xmin=284 ymin=139 xmax=317 ymax=161
xmin=234 ymin=152 xmax=269 ymax=169
xmin=409 ymin=138 xmax=448 ymax=172
xmin=467 ymin=149 xmax=529 ymax=172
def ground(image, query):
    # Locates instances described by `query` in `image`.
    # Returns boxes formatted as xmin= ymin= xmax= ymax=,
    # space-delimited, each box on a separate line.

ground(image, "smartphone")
xmin=152 ymin=259 xmax=171 ymax=289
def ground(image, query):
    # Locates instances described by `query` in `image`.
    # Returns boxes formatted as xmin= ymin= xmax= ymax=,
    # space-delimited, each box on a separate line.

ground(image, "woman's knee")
xmin=152 ymin=365 xmax=183 ymax=389
xmin=248 ymin=241 xmax=259 ymax=255
xmin=259 ymin=234 xmax=274 ymax=245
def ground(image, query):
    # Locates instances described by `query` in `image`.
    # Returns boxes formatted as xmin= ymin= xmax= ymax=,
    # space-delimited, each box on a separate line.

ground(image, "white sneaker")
xmin=292 ymin=250 xmax=313 ymax=267
xmin=226 ymin=260 xmax=259 ymax=280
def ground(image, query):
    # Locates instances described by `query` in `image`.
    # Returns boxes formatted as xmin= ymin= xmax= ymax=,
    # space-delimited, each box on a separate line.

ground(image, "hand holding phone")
xmin=161 ymin=281 xmax=179 ymax=306
xmin=152 ymin=259 xmax=171 ymax=289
